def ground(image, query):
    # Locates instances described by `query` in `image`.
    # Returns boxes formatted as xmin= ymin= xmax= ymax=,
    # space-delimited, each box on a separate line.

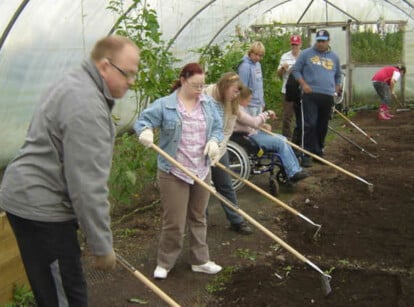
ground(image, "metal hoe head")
xmin=367 ymin=183 xmax=374 ymax=194
xmin=321 ymin=273 xmax=332 ymax=296
xmin=306 ymin=260 xmax=332 ymax=296
xmin=313 ymin=224 xmax=322 ymax=240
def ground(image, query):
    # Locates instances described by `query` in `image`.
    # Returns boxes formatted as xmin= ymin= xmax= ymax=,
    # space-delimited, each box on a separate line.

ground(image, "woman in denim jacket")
xmin=134 ymin=63 xmax=223 ymax=279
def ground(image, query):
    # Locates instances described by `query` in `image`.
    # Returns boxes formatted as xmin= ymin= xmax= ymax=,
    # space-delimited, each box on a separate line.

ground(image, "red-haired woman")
xmin=134 ymin=63 xmax=223 ymax=279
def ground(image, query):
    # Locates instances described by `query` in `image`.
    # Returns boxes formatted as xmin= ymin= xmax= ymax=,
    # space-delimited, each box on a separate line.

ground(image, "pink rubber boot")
xmin=378 ymin=104 xmax=391 ymax=120
xmin=384 ymin=105 xmax=394 ymax=118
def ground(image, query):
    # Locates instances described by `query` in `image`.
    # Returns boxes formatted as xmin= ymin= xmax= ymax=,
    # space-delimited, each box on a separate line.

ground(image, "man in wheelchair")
xmin=234 ymin=86 xmax=309 ymax=185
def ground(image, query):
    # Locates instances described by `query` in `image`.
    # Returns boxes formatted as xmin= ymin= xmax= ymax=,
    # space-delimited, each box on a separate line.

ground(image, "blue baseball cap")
xmin=316 ymin=30 xmax=330 ymax=41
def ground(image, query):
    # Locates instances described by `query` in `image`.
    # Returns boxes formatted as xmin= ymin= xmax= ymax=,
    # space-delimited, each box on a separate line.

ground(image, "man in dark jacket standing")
xmin=0 ymin=35 xmax=140 ymax=306
xmin=292 ymin=30 xmax=342 ymax=167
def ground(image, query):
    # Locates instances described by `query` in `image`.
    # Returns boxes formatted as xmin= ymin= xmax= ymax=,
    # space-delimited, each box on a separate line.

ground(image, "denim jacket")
xmin=134 ymin=90 xmax=223 ymax=172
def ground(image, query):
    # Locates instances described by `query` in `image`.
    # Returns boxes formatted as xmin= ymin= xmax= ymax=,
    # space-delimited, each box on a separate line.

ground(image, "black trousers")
xmin=6 ymin=212 xmax=87 ymax=307
xmin=302 ymin=93 xmax=334 ymax=156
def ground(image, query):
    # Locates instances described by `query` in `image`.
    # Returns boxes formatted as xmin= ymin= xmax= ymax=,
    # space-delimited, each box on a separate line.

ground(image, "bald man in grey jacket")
xmin=0 ymin=35 xmax=139 ymax=306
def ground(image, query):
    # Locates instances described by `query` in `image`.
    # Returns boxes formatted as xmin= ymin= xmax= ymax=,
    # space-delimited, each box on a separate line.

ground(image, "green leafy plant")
xmin=325 ymin=266 xmax=336 ymax=275
xmin=195 ymin=28 xmax=300 ymax=118
xmin=338 ymin=259 xmax=350 ymax=265
xmin=108 ymin=132 xmax=157 ymax=209
xmin=3 ymin=284 xmax=35 ymax=307
xmin=235 ymin=248 xmax=257 ymax=261
xmin=115 ymin=227 xmax=137 ymax=238
xmin=107 ymin=0 xmax=179 ymax=130
xmin=351 ymin=30 xmax=403 ymax=64
xmin=283 ymin=265 xmax=293 ymax=277
xmin=196 ymin=39 xmax=247 ymax=83
xmin=106 ymin=0 xmax=182 ymax=211
xmin=205 ymin=266 xmax=238 ymax=293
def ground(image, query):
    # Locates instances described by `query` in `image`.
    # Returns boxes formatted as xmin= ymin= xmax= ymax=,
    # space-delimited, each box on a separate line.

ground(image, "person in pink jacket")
xmin=372 ymin=65 xmax=406 ymax=120
xmin=234 ymin=86 xmax=309 ymax=183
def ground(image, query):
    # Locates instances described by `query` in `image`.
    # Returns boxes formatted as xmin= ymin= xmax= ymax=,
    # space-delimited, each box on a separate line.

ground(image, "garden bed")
xmin=82 ymin=109 xmax=413 ymax=306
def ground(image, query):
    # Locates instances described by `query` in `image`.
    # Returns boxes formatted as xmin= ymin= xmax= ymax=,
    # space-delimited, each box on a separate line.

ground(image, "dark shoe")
xmin=313 ymin=156 xmax=324 ymax=164
xmin=230 ymin=222 xmax=253 ymax=235
xmin=290 ymin=171 xmax=310 ymax=183
xmin=301 ymin=156 xmax=313 ymax=168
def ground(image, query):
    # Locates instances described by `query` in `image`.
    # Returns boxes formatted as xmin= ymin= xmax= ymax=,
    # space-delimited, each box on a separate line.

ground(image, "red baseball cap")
xmin=290 ymin=35 xmax=301 ymax=45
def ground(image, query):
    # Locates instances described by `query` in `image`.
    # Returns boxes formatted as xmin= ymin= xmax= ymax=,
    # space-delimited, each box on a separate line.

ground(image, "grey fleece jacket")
xmin=0 ymin=59 xmax=115 ymax=255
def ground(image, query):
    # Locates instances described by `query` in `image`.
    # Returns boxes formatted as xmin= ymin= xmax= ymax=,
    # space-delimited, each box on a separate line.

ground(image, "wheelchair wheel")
xmin=227 ymin=140 xmax=251 ymax=191
xmin=276 ymin=170 xmax=288 ymax=184
xmin=269 ymin=178 xmax=279 ymax=196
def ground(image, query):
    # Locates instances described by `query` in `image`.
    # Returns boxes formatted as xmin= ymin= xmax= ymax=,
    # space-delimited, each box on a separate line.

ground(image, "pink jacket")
xmin=233 ymin=106 xmax=269 ymax=135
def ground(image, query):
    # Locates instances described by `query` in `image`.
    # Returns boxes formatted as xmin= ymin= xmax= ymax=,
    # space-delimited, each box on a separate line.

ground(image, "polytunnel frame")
xmin=106 ymin=0 xmax=412 ymax=110
xmin=108 ymin=0 xmax=414 ymax=55
xmin=0 ymin=0 xmax=29 ymax=50
xmin=1 ymin=0 xmax=414 ymax=56
xmin=160 ymin=0 xmax=414 ymax=51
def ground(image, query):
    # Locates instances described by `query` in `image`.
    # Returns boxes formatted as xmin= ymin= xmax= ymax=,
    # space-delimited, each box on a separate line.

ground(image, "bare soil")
xmin=85 ymin=109 xmax=414 ymax=307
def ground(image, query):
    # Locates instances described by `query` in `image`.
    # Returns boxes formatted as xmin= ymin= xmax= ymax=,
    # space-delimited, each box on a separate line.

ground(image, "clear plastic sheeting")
xmin=1 ymin=0 xmax=413 ymax=167
xmin=0 ymin=0 xmax=118 ymax=167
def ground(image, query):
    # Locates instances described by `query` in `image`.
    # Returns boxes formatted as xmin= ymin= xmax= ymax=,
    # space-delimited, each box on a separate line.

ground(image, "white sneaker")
xmin=191 ymin=261 xmax=222 ymax=274
xmin=153 ymin=266 xmax=169 ymax=279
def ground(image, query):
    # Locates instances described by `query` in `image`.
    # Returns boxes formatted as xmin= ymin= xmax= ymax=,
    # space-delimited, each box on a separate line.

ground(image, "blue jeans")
xmin=249 ymin=131 xmax=302 ymax=178
xmin=372 ymin=81 xmax=391 ymax=105
xmin=210 ymin=151 xmax=244 ymax=225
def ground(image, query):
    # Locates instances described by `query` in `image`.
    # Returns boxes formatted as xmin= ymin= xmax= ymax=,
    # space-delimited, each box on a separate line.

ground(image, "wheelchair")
xmin=226 ymin=132 xmax=290 ymax=196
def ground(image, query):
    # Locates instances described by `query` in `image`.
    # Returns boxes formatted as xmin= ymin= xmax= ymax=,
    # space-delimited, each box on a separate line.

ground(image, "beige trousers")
xmin=156 ymin=170 xmax=211 ymax=270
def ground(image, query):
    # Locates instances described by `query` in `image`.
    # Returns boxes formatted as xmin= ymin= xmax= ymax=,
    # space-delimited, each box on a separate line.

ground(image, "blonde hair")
xmin=215 ymin=72 xmax=241 ymax=115
xmin=248 ymin=41 xmax=265 ymax=56
xmin=91 ymin=35 xmax=139 ymax=62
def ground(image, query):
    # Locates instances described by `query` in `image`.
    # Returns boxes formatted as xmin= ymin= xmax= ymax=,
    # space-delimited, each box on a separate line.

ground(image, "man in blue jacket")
xmin=292 ymin=30 xmax=342 ymax=167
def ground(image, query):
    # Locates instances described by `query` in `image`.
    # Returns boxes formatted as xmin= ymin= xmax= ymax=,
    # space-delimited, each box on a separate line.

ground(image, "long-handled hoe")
xmin=117 ymin=254 xmax=181 ymax=307
xmin=333 ymin=108 xmax=378 ymax=145
xmin=215 ymin=162 xmax=322 ymax=238
xmin=328 ymin=125 xmax=378 ymax=159
xmin=259 ymin=128 xmax=374 ymax=194
xmin=151 ymin=144 xmax=332 ymax=295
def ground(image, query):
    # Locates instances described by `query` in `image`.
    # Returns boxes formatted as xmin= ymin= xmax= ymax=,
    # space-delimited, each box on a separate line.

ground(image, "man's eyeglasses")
xmin=108 ymin=60 xmax=136 ymax=81
xmin=188 ymin=83 xmax=205 ymax=90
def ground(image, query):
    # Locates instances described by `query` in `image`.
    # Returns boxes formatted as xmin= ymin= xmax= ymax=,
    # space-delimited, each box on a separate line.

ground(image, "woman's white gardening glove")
xmin=203 ymin=140 xmax=219 ymax=166
xmin=211 ymin=141 xmax=227 ymax=166
xmin=138 ymin=129 xmax=154 ymax=148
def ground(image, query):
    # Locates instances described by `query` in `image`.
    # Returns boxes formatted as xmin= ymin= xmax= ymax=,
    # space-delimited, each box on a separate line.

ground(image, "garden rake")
xmin=215 ymin=161 xmax=322 ymax=238
xmin=116 ymin=254 xmax=180 ymax=307
xmin=151 ymin=144 xmax=332 ymax=296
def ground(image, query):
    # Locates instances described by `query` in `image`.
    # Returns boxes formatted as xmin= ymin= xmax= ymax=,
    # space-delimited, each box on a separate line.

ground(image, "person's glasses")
xmin=188 ymin=82 xmax=205 ymax=90
xmin=108 ymin=60 xmax=136 ymax=81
